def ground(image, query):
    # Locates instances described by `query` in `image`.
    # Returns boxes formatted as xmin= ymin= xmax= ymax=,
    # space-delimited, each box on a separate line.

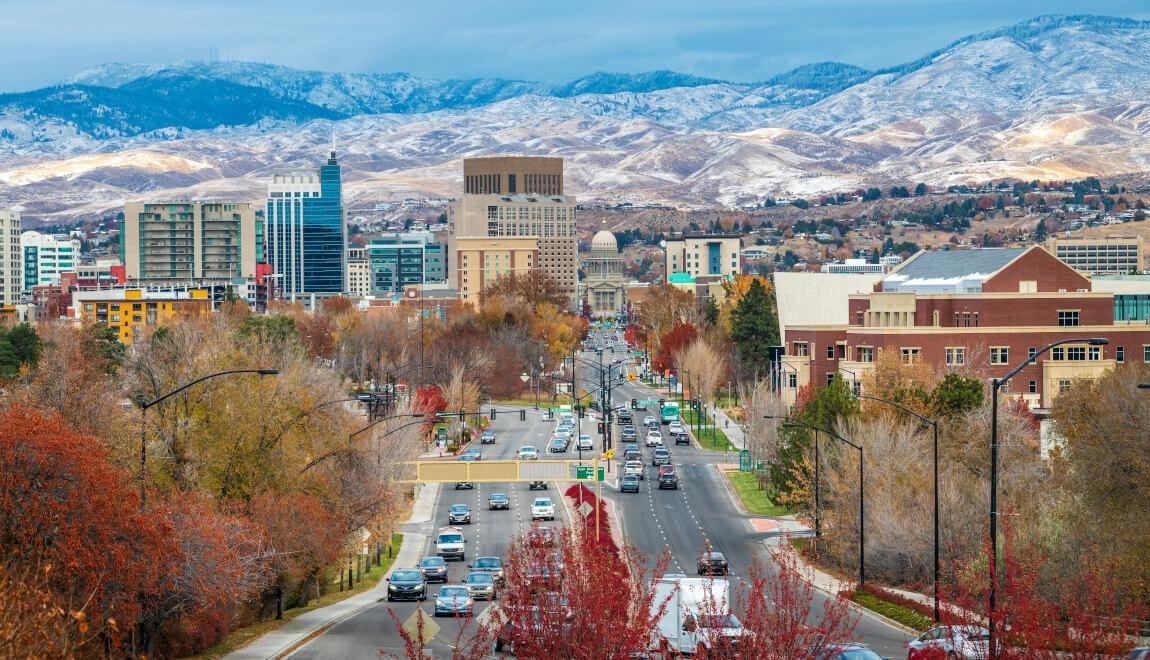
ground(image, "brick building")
xmin=782 ymin=247 xmax=1150 ymax=409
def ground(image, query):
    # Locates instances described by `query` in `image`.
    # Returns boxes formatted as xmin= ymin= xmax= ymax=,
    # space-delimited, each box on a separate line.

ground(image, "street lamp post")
xmin=766 ymin=415 xmax=865 ymax=584
xmin=138 ymin=368 xmax=279 ymax=510
xmin=854 ymin=393 xmax=941 ymax=622
xmin=986 ymin=336 xmax=1108 ymax=657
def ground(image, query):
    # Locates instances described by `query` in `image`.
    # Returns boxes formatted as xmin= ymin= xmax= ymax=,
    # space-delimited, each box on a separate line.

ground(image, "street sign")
xmin=603 ymin=449 xmax=615 ymax=460
xmin=739 ymin=449 xmax=752 ymax=472
xmin=577 ymin=501 xmax=594 ymax=518
xmin=597 ymin=466 xmax=605 ymax=482
xmin=755 ymin=460 xmax=765 ymax=471
xmin=401 ymin=607 xmax=440 ymax=645
xmin=575 ymin=465 xmax=595 ymax=481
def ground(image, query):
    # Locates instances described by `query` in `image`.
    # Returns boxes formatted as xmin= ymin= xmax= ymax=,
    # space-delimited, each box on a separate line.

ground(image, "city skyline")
xmin=2 ymin=1 xmax=1148 ymax=91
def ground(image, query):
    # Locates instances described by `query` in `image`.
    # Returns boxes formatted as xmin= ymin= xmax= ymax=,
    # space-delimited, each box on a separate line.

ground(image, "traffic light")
xmin=631 ymin=398 xmax=638 ymax=409
xmin=598 ymin=422 xmax=605 ymax=434
xmin=490 ymin=408 xmax=497 ymax=420
xmin=578 ymin=406 xmax=585 ymax=418
xmin=658 ymin=399 xmax=665 ymax=407
xmin=519 ymin=409 xmax=526 ymax=421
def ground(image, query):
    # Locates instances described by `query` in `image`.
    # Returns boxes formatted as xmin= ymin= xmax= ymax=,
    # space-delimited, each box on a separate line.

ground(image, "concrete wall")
xmin=774 ymin=272 xmax=885 ymax=344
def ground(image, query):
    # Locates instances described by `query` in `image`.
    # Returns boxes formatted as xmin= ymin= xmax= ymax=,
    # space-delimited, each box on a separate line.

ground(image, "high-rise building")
xmin=0 ymin=210 xmax=21 ymax=306
xmin=452 ymin=157 xmax=576 ymax=306
xmin=454 ymin=237 xmax=538 ymax=307
xmin=463 ymin=156 xmax=563 ymax=196
xmin=364 ymin=232 xmax=447 ymax=295
xmin=120 ymin=202 xmax=262 ymax=282
xmin=266 ymin=152 xmax=346 ymax=301
xmin=21 ymin=231 xmax=80 ymax=290
xmin=1046 ymin=237 xmax=1145 ymax=275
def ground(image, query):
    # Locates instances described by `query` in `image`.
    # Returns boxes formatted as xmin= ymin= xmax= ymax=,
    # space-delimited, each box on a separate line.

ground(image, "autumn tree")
xmin=479 ymin=270 xmax=567 ymax=308
xmin=728 ymin=277 xmax=780 ymax=379
xmin=637 ymin=284 xmax=699 ymax=356
xmin=652 ymin=322 xmax=698 ymax=374
xmin=674 ymin=338 xmax=726 ymax=409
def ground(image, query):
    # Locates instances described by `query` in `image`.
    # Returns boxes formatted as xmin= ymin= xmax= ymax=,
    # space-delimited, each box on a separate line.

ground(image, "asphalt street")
xmin=291 ymin=409 xmax=570 ymax=658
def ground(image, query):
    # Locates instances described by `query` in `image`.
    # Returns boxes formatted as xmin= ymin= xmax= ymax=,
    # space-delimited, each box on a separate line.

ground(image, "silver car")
xmin=907 ymin=625 xmax=989 ymax=659
xmin=464 ymin=571 xmax=497 ymax=600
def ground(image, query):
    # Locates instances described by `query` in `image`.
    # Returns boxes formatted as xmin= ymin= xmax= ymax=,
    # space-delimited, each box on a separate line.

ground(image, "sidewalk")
xmin=225 ymin=483 xmax=440 ymax=660
xmin=711 ymin=407 xmax=746 ymax=450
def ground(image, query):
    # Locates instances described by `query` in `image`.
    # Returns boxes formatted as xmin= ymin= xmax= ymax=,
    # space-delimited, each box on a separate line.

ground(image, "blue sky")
xmin=4 ymin=0 xmax=1149 ymax=91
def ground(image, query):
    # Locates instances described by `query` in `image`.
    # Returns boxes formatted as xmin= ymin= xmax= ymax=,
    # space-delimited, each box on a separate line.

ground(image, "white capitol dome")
xmin=590 ymin=229 xmax=618 ymax=251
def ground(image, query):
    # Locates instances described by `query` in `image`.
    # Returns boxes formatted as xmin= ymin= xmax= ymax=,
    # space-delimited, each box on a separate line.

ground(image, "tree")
xmin=674 ymin=339 xmax=726 ymax=409
xmin=479 ymin=270 xmax=566 ymax=308
xmin=1033 ymin=217 xmax=1047 ymax=240
xmin=728 ymin=278 xmax=780 ymax=378
xmin=652 ymin=322 xmax=697 ymax=374
xmin=930 ymin=372 xmax=983 ymax=418
xmin=915 ymin=182 xmax=928 ymax=196
xmin=4 ymin=323 xmax=40 ymax=370
xmin=83 ymin=322 xmax=126 ymax=373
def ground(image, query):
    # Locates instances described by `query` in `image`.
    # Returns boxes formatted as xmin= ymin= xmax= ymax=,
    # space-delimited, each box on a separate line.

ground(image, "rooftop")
xmin=883 ymin=248 xmax=1025 ymax=292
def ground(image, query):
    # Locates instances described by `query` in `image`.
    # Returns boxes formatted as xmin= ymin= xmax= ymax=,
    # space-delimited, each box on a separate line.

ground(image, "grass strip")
xmin=723 ymin=469 xmax=789 ymax=517
xmin=847 ymin=589 xmax=934 ymax=632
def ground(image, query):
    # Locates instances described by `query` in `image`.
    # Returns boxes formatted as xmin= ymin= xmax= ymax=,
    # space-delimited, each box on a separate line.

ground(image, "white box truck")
xmin=650 ymin=575 xmax=744 ymax=656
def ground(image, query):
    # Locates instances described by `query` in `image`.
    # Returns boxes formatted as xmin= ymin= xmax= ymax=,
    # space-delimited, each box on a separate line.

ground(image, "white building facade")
xmin=0 ymin=210 xmax=22 ymax=306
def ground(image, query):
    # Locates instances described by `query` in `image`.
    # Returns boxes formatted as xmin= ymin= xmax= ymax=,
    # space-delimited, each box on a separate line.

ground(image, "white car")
xmin=531 ymin=498 xmax=556 ymax=521
xmin=668 ymin=421 xmax=684 ymax=434
xmin=624 ymin=460 xmax=645 ymax=480
xmin=435 ymin=526 xmax=468 ymax=561
xmin=577 ymin=434 xmax=594 ymax=450
xmin=518 ymin=446 xmax=539 ymax=461
xmin=907 ymin=625 xmax=989 ymax=659
xmin=645 ymin=431 xmax=664 ymax=447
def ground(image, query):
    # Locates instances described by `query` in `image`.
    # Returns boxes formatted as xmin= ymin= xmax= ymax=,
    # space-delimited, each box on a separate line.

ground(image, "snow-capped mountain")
xmin=2 ymin=14 xmax=1149 ymax=218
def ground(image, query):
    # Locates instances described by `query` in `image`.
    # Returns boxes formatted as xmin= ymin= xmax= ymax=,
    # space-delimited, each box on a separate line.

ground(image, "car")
xmin=454 ymin=481 xmax=474 ymax=490
xmin=668 ymin=421 xmax=684 ymax=434
xmin=386 ymin=568 xmax=428 ymax=602
xmin=418 ymin=556 xmax=449 ymax=583
xmin=643 ymin=415 xmax=657 ymax=426
xmin=1128 ymin=647 xmax=1150 ymax=659
xmin=549 ymin=436 xmax=568 ymax=453
xmin=479 ymin=430 xmax=496 ymax=444
xmin=810 ymin=643 xmax=884 ymax=659
xmin=621 ymin=474 xmax=641 ymax=493
xmin=448 ymin=503 xmax=472 ymax=524
xmin=434 ymin=585 xmax=474 ymax=617
xmin=531 ymin=497 xmax=556 ymax=521
xmin=907 ymin=625 xmax=989 ymax=659
xmin=457 ymin=453 xmax=479 ymax=462
xmin=435 ymin=526 xmax=468 ymax=561
xmin=621 ymin=425 xmax=637 ymax=441
xmin=488 ymin=493 xmax=510 ymax=510
xmin=674 ymin=429 xmax=691 ymax=446
xmin=527 ymin=526 xmax=557 ymax=547
xmin=697 ymin=551 xmax=729 ymax=575
xmin=464 ymin=571 xmax=497 ymax=600
xmin=645 ymin=430 xmax=664 ymax=447
xmin=624 ymin=460 xmax=645 ymax=480
xmin=577 ymin=434 xmax=594 ymax=450
xmin=518 ymin=446 xmax=539 ymax=460
xmin=624 ymin=448 xmax=642 ymax=462
xmin=652 ymin=447 xmax=671 ymax=466
xmin=657 ymin=464 xmax=676 ymax=477
xmin=616 ymin=410 xmax=633 ymax=424
xmin=529 ymin=480 xmax=549 ymax=491
xmin=658 ymin=471 xmax=679 ymax=490
xmin=623 ymin=442 xmax=640 ymax=454
xmin=467 ymin=556 xmax=505 ymax=585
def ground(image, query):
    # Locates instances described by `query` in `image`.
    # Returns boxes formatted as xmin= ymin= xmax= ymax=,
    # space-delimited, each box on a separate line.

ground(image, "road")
xmin=579 ymin=331 xmax=914 ymax=658
xmin=291 ymin=408 xmax=570 ymax=658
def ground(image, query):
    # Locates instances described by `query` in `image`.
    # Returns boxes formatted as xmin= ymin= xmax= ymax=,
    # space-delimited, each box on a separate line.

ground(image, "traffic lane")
xmin=293 ymin=410 xmax=554 ymax=658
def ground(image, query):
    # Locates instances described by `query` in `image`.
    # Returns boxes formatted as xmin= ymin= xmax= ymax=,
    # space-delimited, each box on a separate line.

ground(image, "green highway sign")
xmin=576 ymin=465 xmax=594 ymax=480
xmin=598 ymin=467 xmax=605 ymax=482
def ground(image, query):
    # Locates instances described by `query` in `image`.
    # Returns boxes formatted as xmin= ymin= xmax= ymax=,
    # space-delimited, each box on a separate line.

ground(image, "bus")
xmin=660 ymin=401 xmax=680 ymax=425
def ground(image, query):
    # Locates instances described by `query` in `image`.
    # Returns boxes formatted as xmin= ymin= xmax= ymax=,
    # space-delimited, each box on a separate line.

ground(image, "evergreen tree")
xmin=729 ymin=278 xmax=780 ymax=377
xmin=0 ymin=335 xmax=18 ymax=379
xmin=4 ymin=323 xmax=41 ymax=369
xmin=704 ymin=297 xmax=720 ymax=329
xmin=771 ymin=375 xmax=857 ymax=496
xmin=930 ymin=373 xmax=984 ymax=418
xmin=914 ymin=182 xmax=928 ymax=196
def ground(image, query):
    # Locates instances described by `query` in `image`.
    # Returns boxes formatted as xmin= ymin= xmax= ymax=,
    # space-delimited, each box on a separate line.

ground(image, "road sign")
xmin=597 ymin=466 xmax=605 ymax=482
xmin=603 ymin=449 xmax=615 ymax=460
xmin=401 ymin=607 xmax=440 ymax=645
xmin=577 ymin=501 xmax=594 ymax=518
xmin=576 ymin=465 xmax=595 ymax=481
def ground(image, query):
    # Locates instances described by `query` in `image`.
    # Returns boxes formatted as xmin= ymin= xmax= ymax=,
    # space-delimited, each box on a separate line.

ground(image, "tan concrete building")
xmin=454 ymin=237 xmax=539 ymax=307
xmin=122 ymin=201 xmax=262 ymax=282
xmin=0 ymin=209 xmax=21 ymax=307
xmin=1046 ymin=236 xmax=1145 ymax=275
xmin=664 ymin=234 xmax=742 ymax=280
xmin=463 ymin=156 xmax=563 ymax=196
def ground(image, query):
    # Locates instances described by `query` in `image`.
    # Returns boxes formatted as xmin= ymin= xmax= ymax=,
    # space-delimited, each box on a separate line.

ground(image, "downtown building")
xmin=0 ymin=210 xmax=21 ymax=307
xmin=120 ymin=201 xmax=263 ymax=282
xmin=21 ymin=231 xmax=80 ymax=289
xmin=450 ymin=156 xmax=578 ymax=307
xmin=266 ymin=151 xmax=347 ymax=303
xmin=780 ymin=246 xmax=1150 ymax=410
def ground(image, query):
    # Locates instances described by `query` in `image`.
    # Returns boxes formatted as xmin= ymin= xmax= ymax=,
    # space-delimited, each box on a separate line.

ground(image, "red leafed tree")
xmin=0 ymin=405 xmax=177 ymax=651
xmin=564 ymin=483 xmax=617 ymax=553
xmin=248 ymin=492 xmax=346 ymax=608
xmin=412 ymin=384 xmax=447 ymax=434
xmin=937 ymin=519 xmax=1146 ymax=658
xmin=653 ymin=322 xmax=697 ymax=373
xmin=496 ymin=523 xmax=671 ymax=658
xmin=623 ymin=324 xmax=646 ymax=349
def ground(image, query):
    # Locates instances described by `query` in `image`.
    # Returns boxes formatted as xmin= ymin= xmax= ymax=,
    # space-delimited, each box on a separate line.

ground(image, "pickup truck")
xmin=435 ymin=526 xmax=468 ymax=561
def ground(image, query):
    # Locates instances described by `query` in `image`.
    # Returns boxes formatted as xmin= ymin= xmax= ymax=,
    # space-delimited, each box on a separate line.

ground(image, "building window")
xmin=1116 ymin=346 xmax=1125 ymax=363
xmin=827 ymin=373 xmax=836 ymax=386
xmin=1028 ymin=380 xmax=1037 ymax=394
xmin=1058 ymin=379 xmax=1072 ymax=395
xmin=826 ymin=345 xmax=835 ymax=360
xmin=990 ymin=347 xmax=1009 ymax=365
xmin=945 ymin=347 xmax=965 ymax=366
xmin=1057 ymin=310 xmax=1080 ymax=326
xmin=1088 ymin=346 xmax=1101 ymax=361
xmin=787 ymin=373 xmax=797 ymax=389
xmin=857 ymin=347 xmax=874 ymax=363
xmin=963 ymin=312 xmax=971 ymax=327
xmin=793 ymin=342 xmax=809 ymax=357
xmin=1028 ymin=347 xmax=1037 ymax=359
xmin=901 ymin=347 xmax=921 ymax=364
xmin=1066 ymin=346 xmax=1086 ymax=361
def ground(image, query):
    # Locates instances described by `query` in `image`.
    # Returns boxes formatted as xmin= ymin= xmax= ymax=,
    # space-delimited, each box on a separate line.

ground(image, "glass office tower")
xmin=266 ymin=152 xmax=347 ymax=300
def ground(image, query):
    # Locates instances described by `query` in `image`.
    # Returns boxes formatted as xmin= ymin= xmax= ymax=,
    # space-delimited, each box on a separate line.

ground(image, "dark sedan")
xmin=697 ymin=551 xmax=729 ymax=576
xmin=419 ymin=556 xmax=449 ymax=583
xmin=386 ymin=569 xmax=427 ymax=602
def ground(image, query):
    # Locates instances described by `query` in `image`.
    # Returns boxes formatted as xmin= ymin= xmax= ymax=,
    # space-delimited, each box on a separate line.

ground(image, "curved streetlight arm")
xmin=348 ymin=412 xmax=425 ymax=441
xmin=852 ymin=393 xmax=934 ymax=427
xmin=1139 ymin=384 xmax=1150 ymax=389
xmin=304 ymin=417 xmax=428 ymax=473
xmin=141 ymin=368 xmax=279 ymax=410
xmin=765 ymin=415 xmax=860 ymax=450
xmin=997 ymin=337 xmax=1108 ymax=386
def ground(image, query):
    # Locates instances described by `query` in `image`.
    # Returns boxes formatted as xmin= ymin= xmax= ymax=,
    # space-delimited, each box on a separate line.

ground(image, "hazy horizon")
xmin=3 ymin=2 xmax=1149 ymax=92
